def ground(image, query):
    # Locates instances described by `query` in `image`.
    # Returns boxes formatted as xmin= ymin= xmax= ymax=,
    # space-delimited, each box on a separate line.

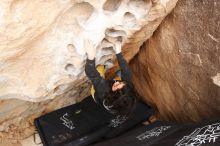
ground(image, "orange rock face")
xmin=130 ymin=0 xmax=220 ymax=122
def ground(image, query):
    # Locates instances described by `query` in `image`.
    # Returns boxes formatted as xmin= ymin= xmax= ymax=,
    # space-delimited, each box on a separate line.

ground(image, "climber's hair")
xmin=103 ymin=82 xmax=136 ymax=115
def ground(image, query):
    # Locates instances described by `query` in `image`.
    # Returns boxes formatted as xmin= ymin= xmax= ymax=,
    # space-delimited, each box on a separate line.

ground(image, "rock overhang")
xmin=0 ymin=0 xmax=178 ymax=102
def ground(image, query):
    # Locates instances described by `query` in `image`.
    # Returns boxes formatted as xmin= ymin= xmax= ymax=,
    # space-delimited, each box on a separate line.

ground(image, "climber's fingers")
xmin=84 ymin=39 xmax=97 ymax=60
xmin=113 ymin=40 xmax=122 ymax=54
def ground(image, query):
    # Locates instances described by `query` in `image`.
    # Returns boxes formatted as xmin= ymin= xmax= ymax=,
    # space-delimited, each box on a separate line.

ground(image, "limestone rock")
xmin=130 ymin=0 xmax=220 ymax=122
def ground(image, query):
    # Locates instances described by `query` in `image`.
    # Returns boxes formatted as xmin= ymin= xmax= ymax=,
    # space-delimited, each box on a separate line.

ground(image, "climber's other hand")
xmin=114 ymin=40 xmax=122 ymax=54
xmin=84 ymin=39 xmax=97 ymax=60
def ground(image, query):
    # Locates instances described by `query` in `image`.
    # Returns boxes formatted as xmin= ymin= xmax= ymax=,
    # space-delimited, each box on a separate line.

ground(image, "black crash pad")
xmin=34 ymin=95 xmax=154 ymax=146
xmin=91 ymin=119 xmax=220 ymax=146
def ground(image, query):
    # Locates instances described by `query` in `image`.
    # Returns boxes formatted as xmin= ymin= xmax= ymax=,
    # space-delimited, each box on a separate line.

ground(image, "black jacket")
xmin=85 ymin=53 xmax=133 ymax=110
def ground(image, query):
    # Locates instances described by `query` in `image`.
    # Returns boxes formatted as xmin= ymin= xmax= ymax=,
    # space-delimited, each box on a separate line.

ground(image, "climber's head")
xmin=104 ymin=82 xmax=136 ymax=115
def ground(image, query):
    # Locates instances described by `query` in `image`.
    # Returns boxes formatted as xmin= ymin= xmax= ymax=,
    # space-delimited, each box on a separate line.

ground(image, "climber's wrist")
xmin=87 ymin=53 xmax=96 ymax=60
xmin=114 ymin=43 xmax=122 ymax=54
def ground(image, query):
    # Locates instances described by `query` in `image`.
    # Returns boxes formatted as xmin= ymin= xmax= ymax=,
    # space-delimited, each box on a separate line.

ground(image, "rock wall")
xmin=0 ymin=0 xmax=178 ymax=143
xmin=130 ymin=0 xmax=220 ymax=122
xmin=0 ymin=0 xmax=177 ymax=102
xmin=0 ymin=0 xmax=219 ymax=144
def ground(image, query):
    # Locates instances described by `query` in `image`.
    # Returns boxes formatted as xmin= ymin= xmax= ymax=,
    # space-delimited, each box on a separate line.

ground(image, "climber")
xmin=85 ymin=38 xmax=136 ymax=115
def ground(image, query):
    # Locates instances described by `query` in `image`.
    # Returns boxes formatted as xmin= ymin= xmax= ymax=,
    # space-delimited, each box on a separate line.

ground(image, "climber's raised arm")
xmin=114 ymin=41 xmax=132 ymax=86
xmin=84 ymin=39 xmax=109 ymax=104
xmin=84 ymin=39 xmax=102 ymax=87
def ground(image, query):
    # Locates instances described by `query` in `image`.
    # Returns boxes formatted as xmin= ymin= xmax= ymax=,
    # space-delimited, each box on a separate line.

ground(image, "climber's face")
xmin=112 ymin=81 xmax=125 ymax=92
